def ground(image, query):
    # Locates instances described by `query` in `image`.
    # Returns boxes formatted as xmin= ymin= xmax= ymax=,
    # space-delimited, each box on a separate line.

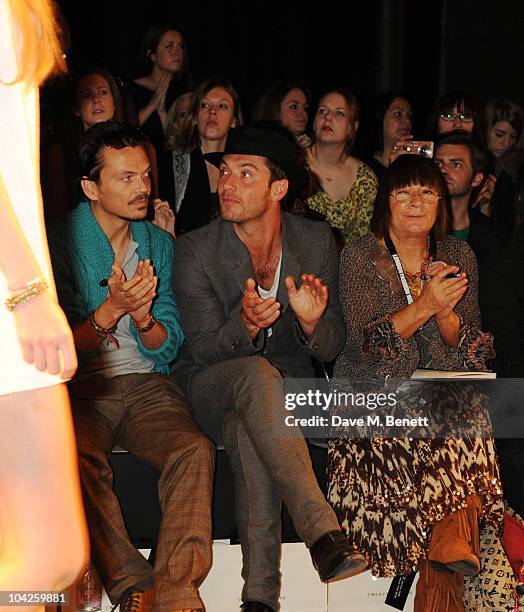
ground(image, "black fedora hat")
xmin=204 ymin=125 xmax=309 ymax=195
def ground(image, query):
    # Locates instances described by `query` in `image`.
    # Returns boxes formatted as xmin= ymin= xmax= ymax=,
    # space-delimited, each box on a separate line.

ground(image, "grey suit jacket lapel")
xmin=277 ymin=214 xmax=302 ymax=315
xmin=222 ymin=214 xmax=301 ymax=314
xmin=224 ymin=220 xmax=256 ymax=296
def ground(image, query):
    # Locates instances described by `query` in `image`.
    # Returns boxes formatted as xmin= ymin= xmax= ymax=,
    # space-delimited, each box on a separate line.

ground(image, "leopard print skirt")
xmin=327 ymin=382 xmax=504 ymax=577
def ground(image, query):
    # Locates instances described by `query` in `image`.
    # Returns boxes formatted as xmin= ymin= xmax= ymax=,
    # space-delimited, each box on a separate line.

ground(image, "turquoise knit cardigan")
xmin=48 ymin=202 xmax=183 ymax=372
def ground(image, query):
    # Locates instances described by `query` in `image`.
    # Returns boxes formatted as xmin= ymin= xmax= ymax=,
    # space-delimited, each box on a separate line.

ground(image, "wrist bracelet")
xmin=88 ymin=311 xmax=117 ymax=336
xmin=8 ymin=276 xmax=43 ymax=292
xmin=131 ymin=313 xmax=156 ymax=333
xmin=5 ymin=278 xmax=48 ymax=311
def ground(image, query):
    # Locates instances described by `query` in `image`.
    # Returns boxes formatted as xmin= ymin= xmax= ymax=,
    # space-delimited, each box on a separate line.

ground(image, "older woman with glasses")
xmin=327 ymin=155 xmax=503 ymax=611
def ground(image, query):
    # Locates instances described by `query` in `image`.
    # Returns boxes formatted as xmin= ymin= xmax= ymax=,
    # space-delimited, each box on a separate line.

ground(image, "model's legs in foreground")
xmin=0 ymin=384 xmax=88 ymax=612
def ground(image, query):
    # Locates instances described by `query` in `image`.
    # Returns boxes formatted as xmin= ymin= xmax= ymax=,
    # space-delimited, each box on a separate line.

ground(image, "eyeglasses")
xmin=439 ymin=111 xmax=473 ymax=123
xmin=390 ymin=188 xmax=440 ymax=205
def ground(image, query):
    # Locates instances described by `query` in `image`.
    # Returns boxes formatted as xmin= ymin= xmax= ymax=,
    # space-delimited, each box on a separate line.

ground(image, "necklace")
xmin=404 ymin=268 xmax=427 ymax=297
xmin=384 ymin=233 xmax=435 ymax=304
xmin=311 ymin=146 xmax=346 ymax=184
xmin=402 ymin=239 xmax=433 ymax=295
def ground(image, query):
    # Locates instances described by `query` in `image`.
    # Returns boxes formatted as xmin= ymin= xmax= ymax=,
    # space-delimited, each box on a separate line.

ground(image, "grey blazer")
xmin=171 ymin=212 xmax=346 ymax=393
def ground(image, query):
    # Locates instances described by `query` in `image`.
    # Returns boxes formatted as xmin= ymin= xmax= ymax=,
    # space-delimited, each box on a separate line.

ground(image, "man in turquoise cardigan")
xmin=48 ymin=122 xmax=213 ymax=612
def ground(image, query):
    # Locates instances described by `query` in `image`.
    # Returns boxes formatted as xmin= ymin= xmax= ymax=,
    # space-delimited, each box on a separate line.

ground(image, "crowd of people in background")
xmin=29 ymin=17 xmax=524 ymax=612
xmin=39 ymin=23 xmax=524 ymax=382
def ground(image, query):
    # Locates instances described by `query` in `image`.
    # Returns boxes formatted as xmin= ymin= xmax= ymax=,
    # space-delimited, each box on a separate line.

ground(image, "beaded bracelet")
xmin=5 ymin=277 xmax=48 ymax=311
xmin=88 ymin=311 xmax=117 ymax=336
xmin=131 ymin=313 xmax=156 ymax=333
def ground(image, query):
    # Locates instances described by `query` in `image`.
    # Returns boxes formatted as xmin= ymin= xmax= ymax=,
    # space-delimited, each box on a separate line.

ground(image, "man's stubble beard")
xmin=220 ymin=189 xmax=271 ymax=224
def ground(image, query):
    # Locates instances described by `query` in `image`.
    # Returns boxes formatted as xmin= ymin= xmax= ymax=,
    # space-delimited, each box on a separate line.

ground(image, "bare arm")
xmin=136 ymin=74 xmax=171 ymax=128
xmin=138 ymin=105 xmax=154 ymax=126
xmin=0 ymin=174 xmax=77 ymax=377
xmin=0 ymin=174 xmax=42 ymax=287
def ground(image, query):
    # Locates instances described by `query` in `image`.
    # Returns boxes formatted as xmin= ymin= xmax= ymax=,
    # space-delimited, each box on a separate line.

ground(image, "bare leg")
xmin=0 ymin=384 xmax=88 ymax=612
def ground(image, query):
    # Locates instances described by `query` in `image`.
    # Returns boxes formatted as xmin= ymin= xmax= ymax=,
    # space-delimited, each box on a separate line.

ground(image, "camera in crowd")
xmin=397 ymin=140 xmax=434 ymax=158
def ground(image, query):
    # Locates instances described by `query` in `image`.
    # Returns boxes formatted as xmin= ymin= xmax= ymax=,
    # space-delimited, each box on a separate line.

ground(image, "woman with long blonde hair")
xmin=0 ymin=0 xmax=87 ymax=603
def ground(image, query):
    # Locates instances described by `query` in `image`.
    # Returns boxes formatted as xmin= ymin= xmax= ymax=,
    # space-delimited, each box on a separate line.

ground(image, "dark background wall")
xmin=53 ymin=0 xmax=524 ymax=134
xmin=440 ymin=0 xmax=524 ymax=104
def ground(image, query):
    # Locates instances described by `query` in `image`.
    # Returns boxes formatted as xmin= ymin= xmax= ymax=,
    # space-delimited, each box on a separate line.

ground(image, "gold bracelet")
xmin=5 ymin=278 xmax=48 ymax=311
xmin=131 ymin=313 xmax=156 ymax=333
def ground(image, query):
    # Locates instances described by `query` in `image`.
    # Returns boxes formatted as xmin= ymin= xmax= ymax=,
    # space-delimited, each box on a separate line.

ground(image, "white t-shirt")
xmin=258 ymin=251 xmax=282 ymax=338
xmin=77 ymin=239 xmax=155 ymax=380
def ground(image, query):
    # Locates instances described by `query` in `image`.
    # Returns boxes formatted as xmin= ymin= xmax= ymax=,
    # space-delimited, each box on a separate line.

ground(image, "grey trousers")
xmin=69 ymin=372 xmax=214 ymax=611
xmin=187 ymin=356 xmax=340 ymax=610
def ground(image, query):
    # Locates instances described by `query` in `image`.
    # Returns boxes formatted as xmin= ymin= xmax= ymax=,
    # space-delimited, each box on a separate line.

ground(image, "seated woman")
xmin=483 ymin=99 xmax=524 ymax=228
xmin=159 ymin=77 xmax=242 ymax=234
xmin=129 ymin=24 xmax=192 ymax=160
xmin=252 ymin=80 xmax=312 ymax=148
xmin=328 ymin=155 xmax=503 ymax=611
xmin=41 ymin=67 xmax=159 ymax=220
xmin=42 ymin=68 xmax=122 ymax=219
xmin=304 ymin=88 xmax=377 ymax=248
xmin=164 ymin=91 xmax=194 ymax=151
xmin=485 ymin=98 xmax=524 ymax=161
xmin=364 ymin=91 xmax=413 ymax=181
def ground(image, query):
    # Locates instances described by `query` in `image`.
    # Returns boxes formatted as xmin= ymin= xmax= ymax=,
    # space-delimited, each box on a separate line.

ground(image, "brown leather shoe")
xmin=116 ymin=587 xmax=155 ymax=612
xmin=310 ymin=530 xmax=368 ymax=583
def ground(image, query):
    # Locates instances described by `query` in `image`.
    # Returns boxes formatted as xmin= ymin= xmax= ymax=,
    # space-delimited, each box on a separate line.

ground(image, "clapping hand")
xmin=128 ymin=259 xmax=158 ymax=323
xmin=417 ymin=262 xmax=468 ymax=320
xmin=150 ymin=72 xmax=172 ymax=112
xmin=240 ymin=278 xmax=281 ymax=339
xmin=107 ymin=260 xmax=157 ymax=319
xmin=285 ymin=274 xmax=328 ymax=335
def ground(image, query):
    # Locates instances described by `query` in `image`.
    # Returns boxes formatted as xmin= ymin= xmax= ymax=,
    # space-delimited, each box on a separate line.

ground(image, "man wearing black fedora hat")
xmin=172 ymin=125 xmax=367 ymax=611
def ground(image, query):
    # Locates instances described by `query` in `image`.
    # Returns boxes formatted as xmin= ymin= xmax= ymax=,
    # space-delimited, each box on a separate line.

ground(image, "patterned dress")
xmin=306 ymin=161 xmax=378 ymax=245
xmin=328 ymin=233 xmax=504 ymax=577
